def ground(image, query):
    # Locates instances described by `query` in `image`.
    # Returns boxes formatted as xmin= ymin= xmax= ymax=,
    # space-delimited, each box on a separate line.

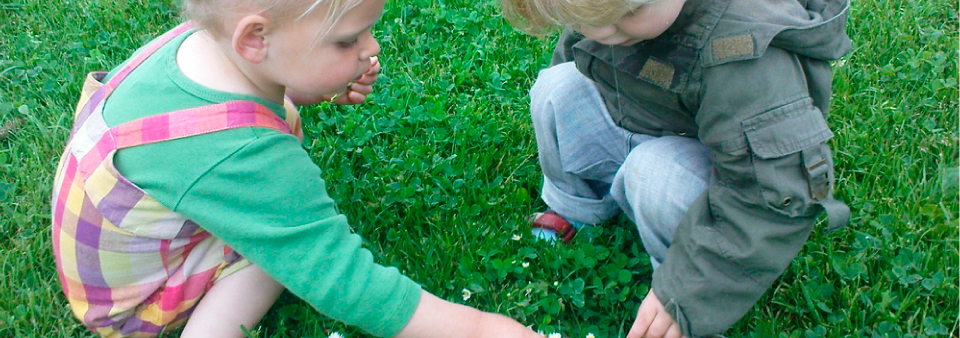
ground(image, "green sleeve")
xmin=121 ymin=128 xmax=422 ymax=337
xmin=653 ymin=47 xmax=846 ymax=336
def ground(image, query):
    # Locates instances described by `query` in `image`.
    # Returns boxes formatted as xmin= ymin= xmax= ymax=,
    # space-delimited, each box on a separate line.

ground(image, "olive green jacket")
xmin=551 ymin=0 xmax=852 ymax=335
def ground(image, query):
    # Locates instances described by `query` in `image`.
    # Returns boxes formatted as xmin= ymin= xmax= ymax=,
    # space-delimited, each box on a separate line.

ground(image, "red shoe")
xmin=529 ymin=211 xmax=576 ymax=244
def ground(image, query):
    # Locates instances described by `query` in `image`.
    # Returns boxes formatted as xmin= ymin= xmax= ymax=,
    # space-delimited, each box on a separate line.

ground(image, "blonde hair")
xmin=182 ymin=0 xmax=364 ymax=41
xmin=500 ymin=0 xmax=657 ymax=35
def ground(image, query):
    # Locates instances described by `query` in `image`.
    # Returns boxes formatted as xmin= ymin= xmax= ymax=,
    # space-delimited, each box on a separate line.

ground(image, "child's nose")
xmin=360 ymin=33 xmax=380 ymax=60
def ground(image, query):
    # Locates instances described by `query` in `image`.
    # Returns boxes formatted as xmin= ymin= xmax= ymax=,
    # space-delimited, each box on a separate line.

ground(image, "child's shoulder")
xmin=703 ymin=0 xmax=850 ymax=67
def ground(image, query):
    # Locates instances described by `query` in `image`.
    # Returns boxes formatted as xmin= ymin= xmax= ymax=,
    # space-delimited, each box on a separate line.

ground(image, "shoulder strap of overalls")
xmin=77 ymin=100 xmax=294 ymax=177
xmin=74 ymin=22 xmax=298 ymax=174
xmin=111 ymin=101 xmax=293 ymax=150
xmin=74 ymin=23 xmax=195 ymax=129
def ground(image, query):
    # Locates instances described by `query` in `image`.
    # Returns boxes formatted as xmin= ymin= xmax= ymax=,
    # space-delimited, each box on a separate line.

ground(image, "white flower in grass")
xmin=586 ymin=333 xmax=596 ymax=338
xmin=548 ymin=333 xmax=562 ymax=338
xmin=328 ymin=332 xmax=345 ymax=338
xmin=462 ymin=288 xmax=472 ymax=301
xmin=522 ymin=261 xmax=530 ymax=268
xmin=512 ymin=234 xmax=522 ymax=241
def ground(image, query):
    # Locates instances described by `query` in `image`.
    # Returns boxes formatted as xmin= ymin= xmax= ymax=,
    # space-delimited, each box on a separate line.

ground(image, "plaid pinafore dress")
xmin=51 ymin=23 xmax=303 ymax=337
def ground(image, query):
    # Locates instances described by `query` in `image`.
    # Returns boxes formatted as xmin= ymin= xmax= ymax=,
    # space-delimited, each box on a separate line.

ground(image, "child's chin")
xmin=597 ymin=39 xmax=641 ymax=47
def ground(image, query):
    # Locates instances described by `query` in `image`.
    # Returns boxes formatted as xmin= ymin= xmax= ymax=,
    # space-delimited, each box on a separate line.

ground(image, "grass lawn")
xmin=1 ymin=0 xmax=957 ymax=337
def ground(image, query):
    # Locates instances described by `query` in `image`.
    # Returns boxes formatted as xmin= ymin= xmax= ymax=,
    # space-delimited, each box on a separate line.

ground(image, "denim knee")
xmin=530 ymin=62 xmax=589 ymax=123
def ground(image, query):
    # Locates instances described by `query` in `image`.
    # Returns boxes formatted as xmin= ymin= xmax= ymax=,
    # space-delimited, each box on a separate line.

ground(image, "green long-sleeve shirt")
xmin=101 ymin=27 xmax=421 ymax=337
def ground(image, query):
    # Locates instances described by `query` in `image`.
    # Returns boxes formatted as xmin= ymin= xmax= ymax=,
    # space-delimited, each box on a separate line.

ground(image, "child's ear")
xmin=231 ymin=15 xmax=272 ymax=63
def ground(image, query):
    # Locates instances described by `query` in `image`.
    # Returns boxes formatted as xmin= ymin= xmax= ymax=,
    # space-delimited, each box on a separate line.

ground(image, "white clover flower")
xmin=329 ymin=332 xmax=345 ymax=338
xmin=553 ymin=281 xmax=559 ymax=286
xmin=586 ymin=333 xmax=596 ymax=338
xmin=462 ymin=288 xmax=472 ymax=301
xmin=522 ymin=261 xmax=530 ymax=268
xmin=512 ymin=234 xmax=522 ymax=241
xmin=548 ymin=333 xmax=562 ymax=338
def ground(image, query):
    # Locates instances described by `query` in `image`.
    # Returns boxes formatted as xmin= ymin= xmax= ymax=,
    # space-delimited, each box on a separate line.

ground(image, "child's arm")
xmin=286 ymin=56 xmax=381 ymax=106
xmin=395 ymin=290 xmax=543 ymax=338
xmin=626 ymin=290 xmax=684 ymax=338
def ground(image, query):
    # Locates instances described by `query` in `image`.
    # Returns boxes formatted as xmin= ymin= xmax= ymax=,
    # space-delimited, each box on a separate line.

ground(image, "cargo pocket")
xmin=743 ymin=98 xmax=834 ymax=218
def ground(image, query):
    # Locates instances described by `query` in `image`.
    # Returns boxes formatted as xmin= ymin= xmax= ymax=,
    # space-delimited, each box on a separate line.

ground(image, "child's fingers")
xmin=351 ymin=57 xmax=381 ymax=85
xmin=348 ymin=82 xmax=374 ymax=96
xmin=331 ymin=92 xmax=361 ymax=105
xmin=626 ymin=320 xmax=650 ymax=338
xmin=665 ymin=322 xmax=683 ymax=338
xmin=644 ymin=311 xmax=677 ymax=338
xmin=339 ymin=91 xmax=368 ymax=105
xmin=353 ymin=71 xmax=379 ymax=86
xmin=625 ymin=306 xmax=654 ymax=338
xmin=332 ymin=82 xmax=374 ymax=105
xmin=368 ymin=56 xmax=381 ymax=74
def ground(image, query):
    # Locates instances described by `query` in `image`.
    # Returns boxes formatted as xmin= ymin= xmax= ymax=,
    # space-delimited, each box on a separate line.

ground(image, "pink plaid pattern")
xmin=52 ymin=23 xmax=303 ymax=337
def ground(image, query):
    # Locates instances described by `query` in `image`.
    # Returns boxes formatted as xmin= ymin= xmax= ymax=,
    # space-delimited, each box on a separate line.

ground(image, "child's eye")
xmin=337 ymin=39 xmax=359 ymax=48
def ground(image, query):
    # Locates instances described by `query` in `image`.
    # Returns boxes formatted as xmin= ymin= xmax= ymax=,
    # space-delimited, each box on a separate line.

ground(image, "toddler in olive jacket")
xmin=500 ymin=0 xmax=852 ymax=336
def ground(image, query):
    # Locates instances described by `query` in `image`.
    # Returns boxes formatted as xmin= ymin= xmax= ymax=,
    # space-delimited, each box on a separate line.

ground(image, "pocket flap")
xmin=743 ymin=98 xmax=834 ymax=159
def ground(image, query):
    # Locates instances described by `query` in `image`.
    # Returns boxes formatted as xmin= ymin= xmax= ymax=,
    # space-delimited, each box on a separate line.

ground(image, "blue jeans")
xmin=530 ymin=62 xmax=713 ymax=268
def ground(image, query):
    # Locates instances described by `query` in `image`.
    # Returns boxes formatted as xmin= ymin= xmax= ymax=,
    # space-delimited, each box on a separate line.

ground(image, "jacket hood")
xmin=676 ymin=0 xmax=852 ymax=64
xmin=750 ymin=0 xmax=851 ymax=60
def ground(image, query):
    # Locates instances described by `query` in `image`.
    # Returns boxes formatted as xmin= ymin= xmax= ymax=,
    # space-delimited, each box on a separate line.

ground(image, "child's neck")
xmin=177 ymin=30 xmax=285 ymax=103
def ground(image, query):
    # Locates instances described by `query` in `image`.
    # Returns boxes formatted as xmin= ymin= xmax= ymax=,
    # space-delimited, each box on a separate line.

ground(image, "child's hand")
xmin=332 ymin=55 xmax=381 ymax=104
xmin=626 ymin=290 xmax=685 ymax=338
xmin=284 ymin=56 xmax=381 ymax=106
xmin=324 ymin=56 xmax=382 ymax=105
